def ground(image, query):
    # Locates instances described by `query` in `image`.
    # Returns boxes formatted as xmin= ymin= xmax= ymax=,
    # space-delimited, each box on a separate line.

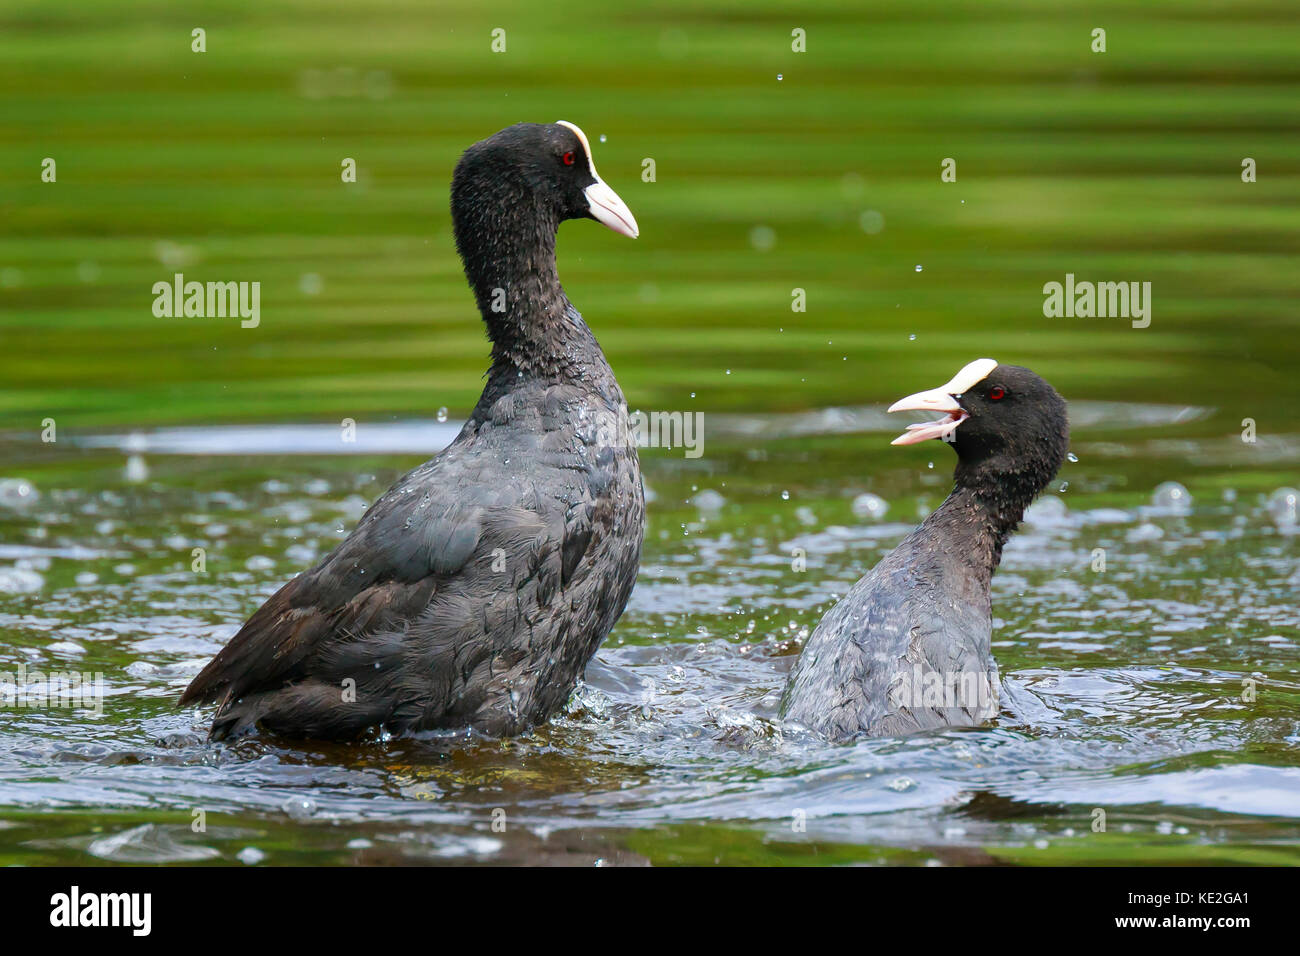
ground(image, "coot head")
xmin=452 ymin=121 xmax=638 ymax=239
xmin=889 ymin=358 xmax=1069 ymax=495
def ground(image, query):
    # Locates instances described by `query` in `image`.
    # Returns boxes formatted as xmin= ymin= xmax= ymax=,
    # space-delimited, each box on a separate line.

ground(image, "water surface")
xmin=1 ymin=405 xmax=1297 ymax=865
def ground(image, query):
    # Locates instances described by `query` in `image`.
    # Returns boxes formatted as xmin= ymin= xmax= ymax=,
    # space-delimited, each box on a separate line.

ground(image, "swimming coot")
xmin=180 ymin=121 xmax=645 ymax=740
xmin=781 ymin=359 xmax=1069 ymax=740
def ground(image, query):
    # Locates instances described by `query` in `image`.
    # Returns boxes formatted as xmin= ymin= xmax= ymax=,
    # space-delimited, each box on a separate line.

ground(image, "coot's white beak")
xmin=888 ymin=358 xmax=998 ymax=446
xmin=888 ymin=388 xmax=967 ymax=445
xmin=557 ymin=119 xmax=639 ymax=239
xmin=583 ymin=178 xmax=639 ymax=238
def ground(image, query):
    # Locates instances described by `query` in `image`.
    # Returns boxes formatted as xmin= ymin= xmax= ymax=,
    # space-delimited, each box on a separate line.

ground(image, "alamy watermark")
xmin=0 ymin=664 xmax=105 ymax=716
xmin=152 ymin=273 xmax=260 ymax=328
xmin=595 ymin=408 xmax=704 ymax=459
xmin=50 ymin=886 xmax=150 ymax=936
xmin=1042 ymin=273 xmax=1151 ymax=328
xmin=887 ymin=665 xmax=998 ymax=718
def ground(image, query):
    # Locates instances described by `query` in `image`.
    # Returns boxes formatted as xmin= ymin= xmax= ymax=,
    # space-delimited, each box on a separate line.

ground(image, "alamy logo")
xmin=152 ymin=273 xmax=261 ymax=328
xmin=595 ymin=408 xmax=704 ymax=459
xmin=0 ymin=664 xmax=105 ymax=715
xmin=50 ymin=886 xmax=151 ymax=936
xmin=1042 ymin=273 xmax=1151 ymax=328
xmin=887 ymin=665 xmax=998 ymax=717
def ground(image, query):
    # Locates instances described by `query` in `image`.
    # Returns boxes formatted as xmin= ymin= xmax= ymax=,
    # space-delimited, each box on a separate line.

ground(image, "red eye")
xmin=562 ymin=151 xmax=575 ymax=166
xmin=989 ymin=386 xmax=1006 ymax=400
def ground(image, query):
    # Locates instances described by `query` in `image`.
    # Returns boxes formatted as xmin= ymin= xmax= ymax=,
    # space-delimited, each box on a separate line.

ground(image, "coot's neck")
xmin=452 ymin=184 xmax=610 ymax=392
xmin=925 ymin=464 xmax=1047 ymax=582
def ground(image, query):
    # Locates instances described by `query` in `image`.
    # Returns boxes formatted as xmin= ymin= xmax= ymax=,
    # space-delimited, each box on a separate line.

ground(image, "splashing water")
xmin=0 ymin=405 xmax=1298 ymax=865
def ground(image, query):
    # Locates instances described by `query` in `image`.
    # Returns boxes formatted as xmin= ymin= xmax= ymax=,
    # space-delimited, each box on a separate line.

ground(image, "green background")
xmin=1 ymin=1 xmax=1299 ymax=868
xmin=2 ymin=0 xmax=1297 ymax=430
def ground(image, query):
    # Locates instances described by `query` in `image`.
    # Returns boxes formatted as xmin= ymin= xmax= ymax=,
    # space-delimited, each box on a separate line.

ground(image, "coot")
xmin=781 ymin=359 xmax=1069 ymax=740
xmin=181 ymin=122 xmax=645 ymax=740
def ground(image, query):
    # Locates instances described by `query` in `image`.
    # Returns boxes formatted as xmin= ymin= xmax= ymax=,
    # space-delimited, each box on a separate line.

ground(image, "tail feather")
xmin=207 ymin=682 xmax=392 ymax=741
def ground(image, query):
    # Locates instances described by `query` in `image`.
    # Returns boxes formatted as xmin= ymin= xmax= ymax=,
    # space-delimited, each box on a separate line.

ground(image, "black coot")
xmin=781 ymin=359 xmax=1069 ymax=740
xmin=181 ymin=122 xmax=645 ymax=741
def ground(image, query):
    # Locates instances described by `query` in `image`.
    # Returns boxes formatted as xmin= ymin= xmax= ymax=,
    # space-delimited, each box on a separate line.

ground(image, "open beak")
xmin=557 ymin=120 xmax=639 ymax=239
xmin=888 ymin=357 xmax=998 ymax=446
xmin=584 ymin=178 xmax=639 ymax=238
xmin=888 ymin=387 xmax=967 ymax=446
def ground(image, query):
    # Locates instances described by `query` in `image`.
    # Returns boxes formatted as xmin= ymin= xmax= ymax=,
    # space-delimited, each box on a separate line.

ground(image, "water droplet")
xmin=851 ymin=492 xmax=888 ymax=521
xmin=780 ymin=490 xmax=790 ymax=500
xmin=908 ymin=333 xmax=916 ymax=341
xmin=776 ymin=73 xmax=783 ymax=81
xmin=599 ymin=134 xmax=607 ymax=143
xmin=914 ymin=264 xmax=923 ymax=272
xmin=691 ymin=489 xmax=725 ymax=512
xmin=436 ymin=406 xmax=448 ymax=423
xmin=237 ymin=846 xmax=267 ymax=865
xmin=1152 ymin=481 xmax=1192 ymax=513
xmin=1268 ymin=487 xmax=1299 ymax=526
xmin=0 ymin=478 xmax=38 ymax=508
xmin=281 ymin=796 xmax=317 ymax=821
xmin=1067 ymin=452 xmax=1079 ymax=463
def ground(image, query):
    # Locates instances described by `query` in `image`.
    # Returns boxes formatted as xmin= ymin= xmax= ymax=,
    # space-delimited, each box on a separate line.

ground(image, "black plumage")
xmin=781 ymin=360 xmax=1069 ymax=741
xmin=181 ymin=122 xmax=645 ymax=741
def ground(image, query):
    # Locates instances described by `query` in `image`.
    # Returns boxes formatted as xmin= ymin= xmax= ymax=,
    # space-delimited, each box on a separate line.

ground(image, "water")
xmin=1 ymin=405 xmax=1297 ymax=865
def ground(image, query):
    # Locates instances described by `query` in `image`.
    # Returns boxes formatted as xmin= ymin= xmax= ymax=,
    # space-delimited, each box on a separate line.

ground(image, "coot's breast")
xmin=780 ymin=526 xmax=995 ymax=741
xmin=378 ymin=381 xmax=645 ymax=736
